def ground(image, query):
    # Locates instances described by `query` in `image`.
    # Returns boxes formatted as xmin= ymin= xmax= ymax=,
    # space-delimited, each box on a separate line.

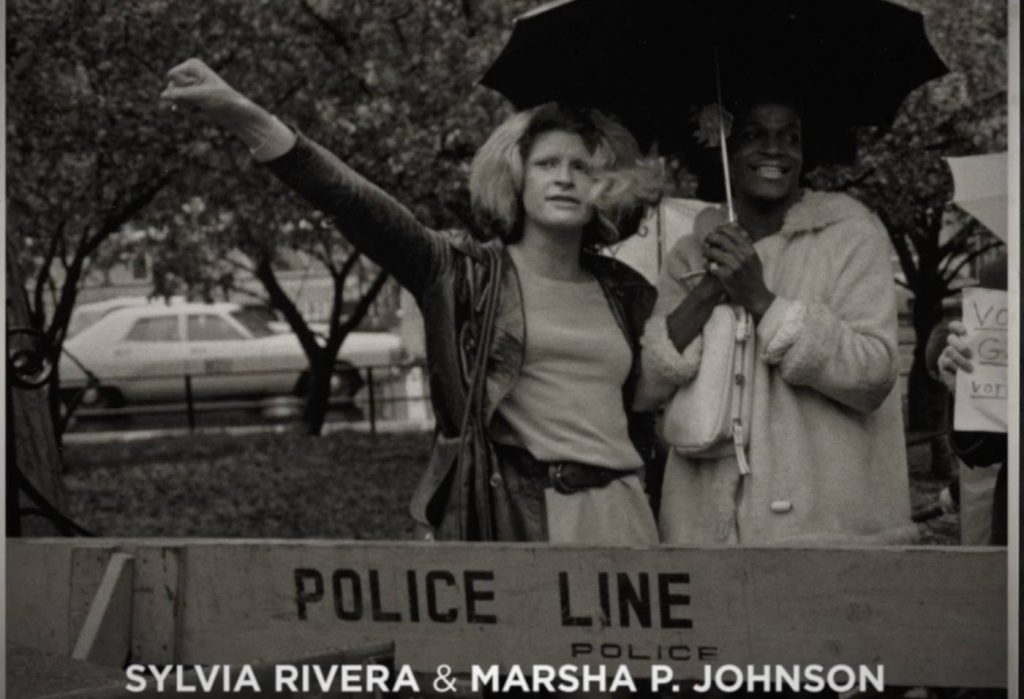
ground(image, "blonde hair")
xmin=469 ymin=103 xmax=663 ymax=245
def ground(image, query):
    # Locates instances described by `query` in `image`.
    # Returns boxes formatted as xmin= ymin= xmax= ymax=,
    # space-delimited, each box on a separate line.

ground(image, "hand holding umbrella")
xmin=702 ymin=223 xmax=775 ymax=319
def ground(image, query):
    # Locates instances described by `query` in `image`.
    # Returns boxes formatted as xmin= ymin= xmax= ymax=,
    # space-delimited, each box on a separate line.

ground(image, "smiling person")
xmin=637 ymin=93 xmax=914 ymax=545
xmin=162 ymin=59 xmax=664 ymax=544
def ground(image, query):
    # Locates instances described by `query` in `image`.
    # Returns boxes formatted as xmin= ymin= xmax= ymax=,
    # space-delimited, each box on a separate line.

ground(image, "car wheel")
xmin=294 ymin=365 xmax=365 ymax=398
xmin=331 ymin=362 xmax=365 ymax=398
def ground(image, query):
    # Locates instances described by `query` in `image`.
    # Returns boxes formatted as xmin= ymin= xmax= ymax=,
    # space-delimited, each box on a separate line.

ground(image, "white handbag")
xmin=662 ymin=301 xmax=755 ymax=474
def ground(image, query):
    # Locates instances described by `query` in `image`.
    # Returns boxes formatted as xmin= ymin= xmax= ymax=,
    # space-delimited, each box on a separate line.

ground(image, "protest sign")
xmin=954 ymin=288 xmax=1009 ymax=432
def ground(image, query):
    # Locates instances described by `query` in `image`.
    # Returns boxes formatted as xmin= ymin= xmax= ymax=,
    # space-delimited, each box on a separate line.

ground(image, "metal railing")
xmin=63 ymin=360 xmax=434 ymax=436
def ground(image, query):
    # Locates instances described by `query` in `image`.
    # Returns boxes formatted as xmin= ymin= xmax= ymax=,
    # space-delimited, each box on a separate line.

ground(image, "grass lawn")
xmin=63 ymin=430 xmax=432 ymax=539
xmin=62 ymin=430 xmax=959 ymax=543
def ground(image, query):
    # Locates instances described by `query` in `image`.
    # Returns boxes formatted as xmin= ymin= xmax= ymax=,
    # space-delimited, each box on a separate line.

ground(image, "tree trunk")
xmin=6 ymin=245 xmax=69 ymax=535
xmin=907 ymin=287 xmax=952 ymax=478
xmin=302 ymin=358 xmax=334 ymax=437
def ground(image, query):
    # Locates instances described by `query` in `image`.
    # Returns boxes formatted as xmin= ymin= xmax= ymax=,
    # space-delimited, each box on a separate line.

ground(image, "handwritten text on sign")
xmin=955 ymin=288 xmax=1008 ymax=432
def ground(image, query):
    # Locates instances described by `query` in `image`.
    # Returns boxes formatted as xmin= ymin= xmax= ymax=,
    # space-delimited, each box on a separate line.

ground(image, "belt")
xmin=548 ymin=461 xmax=636 ymax=495
xmin=495 ymin=443 xmax=638 ymax=495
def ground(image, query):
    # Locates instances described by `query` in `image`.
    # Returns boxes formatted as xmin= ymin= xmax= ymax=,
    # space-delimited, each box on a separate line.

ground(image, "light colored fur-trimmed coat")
xmin=638 ymin=191 xmax=915 ymax=545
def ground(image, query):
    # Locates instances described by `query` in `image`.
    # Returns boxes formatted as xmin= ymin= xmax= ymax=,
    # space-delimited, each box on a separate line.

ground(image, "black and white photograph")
xmin=4 ymin=0 xmax=1019 ymax=696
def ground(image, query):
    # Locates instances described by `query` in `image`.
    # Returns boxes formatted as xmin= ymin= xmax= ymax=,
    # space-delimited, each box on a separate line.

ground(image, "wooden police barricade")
xmin=7 ymin=539 xmax=1007 ymax=693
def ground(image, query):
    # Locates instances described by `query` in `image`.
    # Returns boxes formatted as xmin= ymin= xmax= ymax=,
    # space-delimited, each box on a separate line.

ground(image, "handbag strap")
xmin=681 ymin=267 xmax=755 ymax=475
xmin=731 ymin=309 xmax=753 ymax=475
xmin=455 ymin=247 xmax=504 ymax=539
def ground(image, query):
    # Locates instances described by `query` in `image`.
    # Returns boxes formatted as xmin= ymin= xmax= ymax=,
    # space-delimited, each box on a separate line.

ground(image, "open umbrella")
xmin=481 ymin=0 xmax=948 ymax=155
xmin=946 ymin=152 xmax=1008 ymax=242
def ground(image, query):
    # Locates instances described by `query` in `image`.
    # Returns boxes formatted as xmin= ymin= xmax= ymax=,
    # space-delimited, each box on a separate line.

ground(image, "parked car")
xmin=66 ymin=296 xmax=160 ymax=339
xmin=59 ymin=301 xmax=403 ymax=407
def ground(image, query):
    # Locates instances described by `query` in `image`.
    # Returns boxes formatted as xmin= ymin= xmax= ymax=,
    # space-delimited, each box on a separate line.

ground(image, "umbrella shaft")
xmin=714 ymin=47 xmax=736 ymax=223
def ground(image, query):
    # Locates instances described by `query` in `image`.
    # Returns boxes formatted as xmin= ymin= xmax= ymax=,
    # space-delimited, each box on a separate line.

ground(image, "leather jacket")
xmin=268 ymin=134 xmax=661 ymax=541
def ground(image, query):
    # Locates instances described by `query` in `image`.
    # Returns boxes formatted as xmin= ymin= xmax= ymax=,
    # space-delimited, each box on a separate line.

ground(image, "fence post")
xmin=366 ymin=367 xmax=376 ymax=438
xmin=184 ymin=375 xmax=196 ymax=432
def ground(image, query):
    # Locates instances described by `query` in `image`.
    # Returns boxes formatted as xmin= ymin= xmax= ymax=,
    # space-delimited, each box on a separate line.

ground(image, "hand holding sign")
xmin=937 ymin=321 xmax=972 ymax=393
xmin=953 ymin=288 xmax=1007 ymax=433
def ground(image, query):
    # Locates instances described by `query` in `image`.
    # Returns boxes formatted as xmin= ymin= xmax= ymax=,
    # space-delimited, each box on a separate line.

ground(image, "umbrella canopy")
xmin=946 ymin=153 xmax=1008 ymax=242
xmin=481 ymin=0 xmax=949 ymax=158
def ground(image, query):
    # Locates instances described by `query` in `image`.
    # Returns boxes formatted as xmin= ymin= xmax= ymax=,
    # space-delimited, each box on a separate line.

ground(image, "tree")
xmin=133 ymin=0 xmax=537 ymax=433
xmin=146 ymin=199 xmax=393 ymax=435
xmin=7 ymin=0 xmax=535 ymax=436
xmin=6 ymin=241 xmax=72 ymax=535
xmin=6 ymin=0 xmax=192 ymax=439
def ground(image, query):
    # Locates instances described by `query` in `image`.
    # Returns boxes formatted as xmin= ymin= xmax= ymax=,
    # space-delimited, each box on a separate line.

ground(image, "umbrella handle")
xmin=718 ymin=119 xmax=736 ymax=224
xmin=713 ymin=47 xmax=736 ymax=224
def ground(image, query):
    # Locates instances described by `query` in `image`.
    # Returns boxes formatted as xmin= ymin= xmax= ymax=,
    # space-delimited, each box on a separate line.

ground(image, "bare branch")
xmin=336 ymin=269 xmax=389 ymax=343
xmin=47 ymin=169 xmax=177 ymax=347
xmin=337 ymin=249 xmax=362 ymax=284
xmin=299 ymin=0 xmax=353 ymax=55
xmin=941 ymin=242 xmax=1005 ymax=283
xmin=57 ymin=230 xmax=71 ymax=272
xmin=884 ymin=223 xmax=920 ymax=289
xmin=322 ymin=250 xmax=365 ymax=347
xmin=81 ymin=170 xmax=177 ymax=260
xmin=309 ymin=247 xmax=338 ymax=276
xmin=221 ymin=255 xmax=257 ymax=276
xmin=937 ymin=225 xmax=980 ymax=261
xmin=46 ymin=276 xmax=60 ymax=316
xmin=33 ymin=220 xmax=65 ymax=321
xmin=326 ymin=263 xmax=347 ymax=345
xmin=937 ymin=240 xmax=973 ymax=277
xmin=315 ymin=229 xmax=341 ymax=276
xmin=253 ymin=256 xmax=322 ymax=360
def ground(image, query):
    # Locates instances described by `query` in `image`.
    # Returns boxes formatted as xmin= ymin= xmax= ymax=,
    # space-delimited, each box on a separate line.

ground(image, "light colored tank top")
xmin=490 ymin=256 xmax=643 ymax=469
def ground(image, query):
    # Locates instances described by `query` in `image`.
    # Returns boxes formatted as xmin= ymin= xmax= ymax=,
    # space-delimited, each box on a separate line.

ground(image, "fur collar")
xmin=692 ymin=189 xmax=876 ymax=242
xmin=777 ymin=190 xmax=875 ymax=238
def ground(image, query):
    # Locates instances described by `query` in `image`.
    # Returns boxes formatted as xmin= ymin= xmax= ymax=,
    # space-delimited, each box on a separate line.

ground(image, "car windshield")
xmin=229 ymin=308 xmax=277 ymax=338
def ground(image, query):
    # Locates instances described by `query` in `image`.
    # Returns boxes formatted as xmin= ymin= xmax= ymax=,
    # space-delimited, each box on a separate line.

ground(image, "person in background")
xmin=637 ymin=91 xmax=914 ymax=545
xmin=929 ymin=252 xmax=1008 ymax=546
xmin=162 ymin=58 xmax=665 ymax=545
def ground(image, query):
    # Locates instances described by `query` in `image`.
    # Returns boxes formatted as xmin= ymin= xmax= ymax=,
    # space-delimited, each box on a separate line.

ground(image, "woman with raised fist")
xmin=163 ymin=58 xmax=664 ymax=545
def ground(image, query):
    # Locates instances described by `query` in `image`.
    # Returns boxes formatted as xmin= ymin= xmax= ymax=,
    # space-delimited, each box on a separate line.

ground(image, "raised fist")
xmin=161 ymin=58 xmax=251 ymax=127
